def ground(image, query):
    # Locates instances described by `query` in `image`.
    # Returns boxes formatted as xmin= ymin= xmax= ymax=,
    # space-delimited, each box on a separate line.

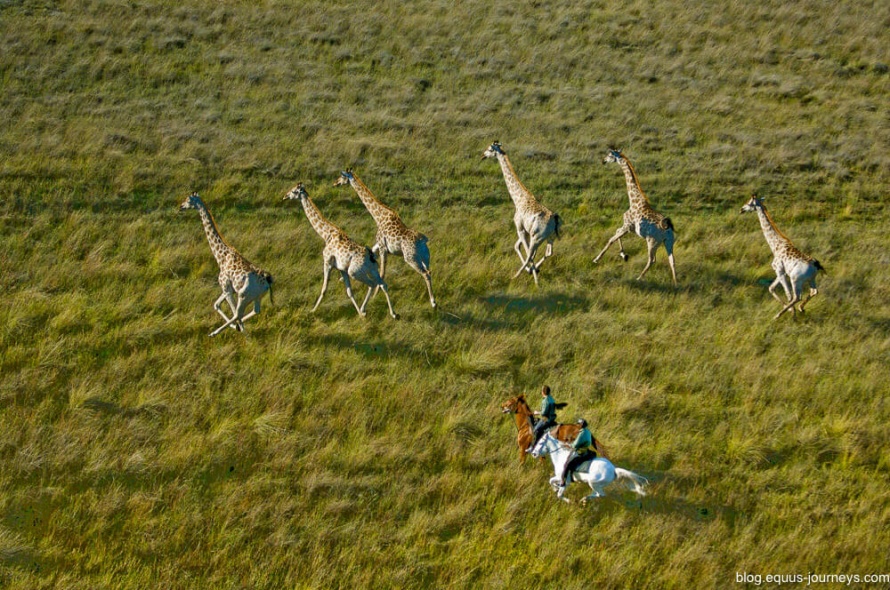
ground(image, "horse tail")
xmin=614 ymin=467 xmax=648 ymax=496
xmin=554 ymin=402 xmax=568 ymax=410
xmin=553 ymin=213 xmax=562 ymax=238
xmin=594 ymin=438 xmax=609 ymax=460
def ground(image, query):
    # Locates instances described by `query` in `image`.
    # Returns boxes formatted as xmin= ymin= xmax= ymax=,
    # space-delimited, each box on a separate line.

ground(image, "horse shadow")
xmin=77 ymin=397 xmax=168 ymax=419
xmin=573 ymin=471 xmax=736 ymax=524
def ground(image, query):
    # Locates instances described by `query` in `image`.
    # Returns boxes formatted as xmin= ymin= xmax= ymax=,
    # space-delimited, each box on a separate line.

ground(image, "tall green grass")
xmin=1 ymin=0 xmax=889 ymax=588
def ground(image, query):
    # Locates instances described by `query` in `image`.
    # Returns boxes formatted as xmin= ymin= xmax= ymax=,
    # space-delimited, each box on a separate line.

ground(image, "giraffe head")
xmin=603 ymin=149 xmax=625 ymax=165
xmin=481 ymin=141 xmax=505 ymax=160
xmin=283 ymin=182 xmax=309 ymax=202
xmin=740 ymin=195 xmax=765 ymax=214
xmin=333 ymin=168 xmax=355 ymax=187
xmin=178 ymin=191 xmax=204 ymax=212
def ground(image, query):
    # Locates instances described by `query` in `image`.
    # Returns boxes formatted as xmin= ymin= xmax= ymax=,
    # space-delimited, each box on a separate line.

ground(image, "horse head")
xmin=531 ymin=432 xmax=561 ymax=459
xmin=500 ymin=394 xmax=531 ymax=415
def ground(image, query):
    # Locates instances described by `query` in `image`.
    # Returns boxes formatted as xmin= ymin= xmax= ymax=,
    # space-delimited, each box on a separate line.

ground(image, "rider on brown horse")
xmin=526 ymin=385 xmax=561 ymax=452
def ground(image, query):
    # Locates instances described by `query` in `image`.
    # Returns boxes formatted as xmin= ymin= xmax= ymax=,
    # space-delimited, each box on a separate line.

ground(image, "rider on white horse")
xmin=558 ymin=418 xmax=596 ymax=492
xmin=532 ymin=429 xmax=648 ymax=503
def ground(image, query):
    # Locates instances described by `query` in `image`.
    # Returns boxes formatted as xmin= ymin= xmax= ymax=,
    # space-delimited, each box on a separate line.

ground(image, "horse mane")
xmin=514 ymin=394 xmax=532 ymax=414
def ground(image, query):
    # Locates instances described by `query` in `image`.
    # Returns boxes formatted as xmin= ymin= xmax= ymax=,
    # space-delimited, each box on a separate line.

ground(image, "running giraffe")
xmin=596 ymin=149 xmax=677 ymax=286
xmin=284 ymin=183 xmax=398 ymax=319
xmin=481 ymin=141 xmax=561 ymax=285
xmin=179 ymin=192 xmax=273 ymax=337
xmin=741 ymin=195 xmax=824 ymax=319
xmin=333 ymin=169 xmax=436 ymax=308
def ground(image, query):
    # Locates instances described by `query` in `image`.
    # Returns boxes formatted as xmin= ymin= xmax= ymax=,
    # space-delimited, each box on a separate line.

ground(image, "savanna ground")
xmin=1 ymin=1 xmax=889 ymax=588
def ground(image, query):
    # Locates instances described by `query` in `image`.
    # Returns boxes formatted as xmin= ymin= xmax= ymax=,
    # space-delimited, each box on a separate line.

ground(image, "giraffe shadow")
xmin=312 ymin=332 xmax=447 ymax=367
xmin=484 ymin=292 xmax=592 ymax=315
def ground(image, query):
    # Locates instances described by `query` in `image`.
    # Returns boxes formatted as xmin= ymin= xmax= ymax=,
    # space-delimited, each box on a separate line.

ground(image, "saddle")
xmin=568 ymin=459 xmax=595 ymax=482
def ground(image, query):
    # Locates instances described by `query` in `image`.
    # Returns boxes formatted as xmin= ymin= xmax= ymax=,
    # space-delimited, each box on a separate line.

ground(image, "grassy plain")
xmin=1 ymin=0 xmax=889 ymax=588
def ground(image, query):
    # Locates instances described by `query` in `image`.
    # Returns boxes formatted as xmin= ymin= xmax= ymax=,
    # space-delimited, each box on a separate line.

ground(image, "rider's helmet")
xmin=577 ymin=418 xmax=587 ymax=428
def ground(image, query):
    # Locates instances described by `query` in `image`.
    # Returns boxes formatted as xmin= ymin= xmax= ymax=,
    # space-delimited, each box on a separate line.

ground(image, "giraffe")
xmin=740 ymin=195 xmax=824 ymax=319
xmin=333 ymin=169 xmax=436 ymax=308
xmin=595 ymin=149 xmax=678 ymax=286
xmin=178 ymin=192 xmax=273 ymax=337
xmin=283 ymin=183 xmax=399 ymax=320
xmin=481 ymin=141 xmax=561 ymax=285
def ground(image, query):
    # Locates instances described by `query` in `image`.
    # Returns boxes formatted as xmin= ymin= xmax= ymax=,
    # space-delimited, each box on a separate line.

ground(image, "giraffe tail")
xmin=661 ymin=217 xmax=675 ymax=232
xmin=814 ymin=260 xmax=826 ymax=275
xmin=366 ymin=247 xmax=377 ymax=265
xmin=553 ymin=214 xmax=562 ymax=238
xmin=261 ymin=271 xmax=274 ymax=305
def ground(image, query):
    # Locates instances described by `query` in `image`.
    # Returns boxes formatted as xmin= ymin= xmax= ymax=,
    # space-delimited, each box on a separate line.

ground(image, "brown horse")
xmin=500 ymin=394 xmax=608 ymax=464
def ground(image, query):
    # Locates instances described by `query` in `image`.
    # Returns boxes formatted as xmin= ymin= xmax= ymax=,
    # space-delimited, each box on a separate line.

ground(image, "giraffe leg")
xmin=531 ymin=242 xmax=554 ymax=272
xmin=637 ymin=238 xmax=657 ymax=281
xmin=770 ymin=262 xmax=792 ymax=302
xmin=404 ymin=255 xmax=437 ymax=308
xmin=775 ymin=283 xmax=801 ymax=319
xmin=514 ymin=235 xmax=530 ymax=264
xmin=767 ymin=277 xmax=787 ymax=303
xmin=359 ymin=282 xmax=375 ymax=314
xmin=213 ymin=290 xmax=239 ymax=330
xmin=514 ymin=240 xmax=541 ymax=281
xmin=341 ymin=272 xmax=365 ymax=317
xmin=210 ymin=295 xmax=248 ymax=336
xmin=665 ymin=233 xmax=678 ymax=286
xmin=799 ymin=284 xmax=818 ymax=312
xmin=312 ymin=261 xmax=334 ymax=312
xmin=361 ymin=264 xmax=399 ymax=319
xmin=594 ymin=226 xmax=631 ymax=264
xmin=617 ymin=238 xmax=628 ymax=262
xmin=376 ymin=281 xmax=399 ymax=319
xmin=239 ymin=299 xmax=261 ymax=324
xmin=775 ymin=294 xmax=800 ymax=319
xmin=414 ymin=240 xmax=436 ymax=308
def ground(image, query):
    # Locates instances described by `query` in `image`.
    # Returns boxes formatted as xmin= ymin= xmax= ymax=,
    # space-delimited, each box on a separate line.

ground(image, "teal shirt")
xmin=540 ymin=395 xmax=556 ymax=421
xmin=572 ymin=428 xmax=593 ymax=452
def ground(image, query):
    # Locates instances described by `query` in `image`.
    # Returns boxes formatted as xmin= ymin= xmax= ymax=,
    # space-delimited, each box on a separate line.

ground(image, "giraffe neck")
xmin=299 ymin=195 xmax=338 ymax=242
xmin=755 ymin=206 xmax=791 ymax=255
xmin=195 ymin=202 xmax=233 ymax=269
xmin=618 ymin=159 xmax=651 ymax=211
xmin=350 ymin=176 xmax=393 ymax=224
xmin=496 ymin=153 xmax=536 ymax=209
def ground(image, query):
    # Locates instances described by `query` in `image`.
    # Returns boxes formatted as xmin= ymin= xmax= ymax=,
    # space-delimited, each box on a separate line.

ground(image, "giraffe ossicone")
xmin=595 ymin=149 xmax=678 ymax=286
xmin=481 ymin=141 xmax=561 ymax=285
xmin=334 ymin=169 xmax=436 ymax=309
xmin=179 ymin=192 xmax=273 ymax=337
xmin=284 ymin=182 xmax=399 ymax=320
xmin=740 ymin=195 xmax=824 ymax=319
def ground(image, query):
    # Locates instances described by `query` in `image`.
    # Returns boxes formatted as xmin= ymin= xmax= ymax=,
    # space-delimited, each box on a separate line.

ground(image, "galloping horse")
xmin=531 ymin=432 xmax=647 ymax=504
xmin=500 ymin=394 xmax=607 ymax=463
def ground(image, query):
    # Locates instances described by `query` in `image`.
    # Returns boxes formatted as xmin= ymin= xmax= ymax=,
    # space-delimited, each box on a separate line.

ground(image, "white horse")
xmin=531 ymin=432 xmax=648 ymax=504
